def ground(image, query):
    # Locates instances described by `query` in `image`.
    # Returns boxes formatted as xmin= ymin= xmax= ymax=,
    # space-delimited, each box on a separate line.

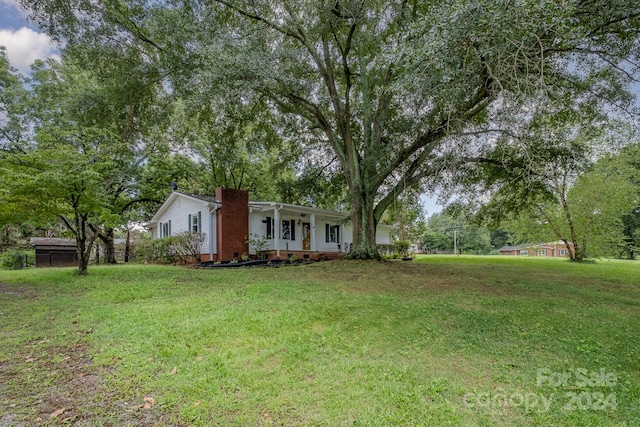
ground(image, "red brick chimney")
xmin=216 ymin=187 xmax=249 ymax=260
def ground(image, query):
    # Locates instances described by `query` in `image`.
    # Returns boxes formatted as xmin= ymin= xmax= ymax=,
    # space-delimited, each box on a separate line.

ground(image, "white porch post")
xmin=274 ymin=207 xmax=281 ymax=258
xmin=208 ymin=209 xmax=214 ymax=260
xmin=310 ymin=214 xmax=316 ymax=251
xmin=340 ymin=224 xmax=345 ymax=252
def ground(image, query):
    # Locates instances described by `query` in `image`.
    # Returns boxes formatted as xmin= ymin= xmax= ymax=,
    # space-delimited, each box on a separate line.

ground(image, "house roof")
xmin=498 ymin=244 xmax=525 ymax=252
xmin=498 ymin=241 xmax=571 ymax=252
xmin=148 ymin=192 xmax=221 ymax=225
xmin=180 ymin=193 xmax=221 ymax=204
xmin=249 ymin=201 xmax=350 ymax=220
xmin=30 ymin=238 xmax=76 ymax=248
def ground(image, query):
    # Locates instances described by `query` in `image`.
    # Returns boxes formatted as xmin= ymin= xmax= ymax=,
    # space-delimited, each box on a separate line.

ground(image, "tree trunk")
xmin=344 ymin=187 xmax=380 ymax=260
xmin=75 ymin=213 xmax=91 ymax=275
xmin=102 ymin=227 xmax=117 ymax=264
xmin=124 ymin=228 xmax=131 ymax=263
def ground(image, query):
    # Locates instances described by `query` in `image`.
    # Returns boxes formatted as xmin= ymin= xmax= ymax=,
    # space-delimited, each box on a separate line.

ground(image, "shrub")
xmin=173 ymin=232 xmax=207 ymax=263
xmin=135 ymin=237 xmax=179 ymax=264
xmin=394 ymin=241 xmax=411 ymax=257
xmin=1 ymin=249 xmax=27 ymax=270
xmin=246 ymin=233 xmax=269 ymax=259
xmin=135 ymin=233 xmax=207 ymax=264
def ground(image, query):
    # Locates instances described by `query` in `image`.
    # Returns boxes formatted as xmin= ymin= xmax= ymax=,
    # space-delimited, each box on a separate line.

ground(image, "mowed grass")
xmin=0 ymin=256 xmax=639 ymax=426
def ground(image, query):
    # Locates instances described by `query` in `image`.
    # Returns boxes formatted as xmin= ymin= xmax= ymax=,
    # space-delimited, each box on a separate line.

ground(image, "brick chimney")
xmin=216 ymin=187 xmax=249 ymax=260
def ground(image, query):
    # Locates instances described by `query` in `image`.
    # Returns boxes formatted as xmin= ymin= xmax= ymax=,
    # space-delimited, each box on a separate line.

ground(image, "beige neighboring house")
xmin=498 ymin=241 xmax=575 ymax=257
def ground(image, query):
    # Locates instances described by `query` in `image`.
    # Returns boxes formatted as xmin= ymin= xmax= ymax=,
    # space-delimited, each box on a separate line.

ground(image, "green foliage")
xmin=19 ymin=0 xmax=640 ymax=259
xmin=135 ymin=237 xmax=179 ymax=264
xmin=135 ymin=233 xmax=206 ymax=264
xmin=394 ymin=240 xmax=410 ymax=257
xmin=0 ymin=47 xmax=28 ymax=153
xmin=0 ymin=249 xmax=27 ymax=270
xmin=499 ymin=149 xmax=639 ymax=260
xmin=420 ymin=212 xmax=494 ymax=254
xmin=381 ymin=192 xmax=427 ymax=242
xmin=246 ymin=233 xmax=269 ymax=259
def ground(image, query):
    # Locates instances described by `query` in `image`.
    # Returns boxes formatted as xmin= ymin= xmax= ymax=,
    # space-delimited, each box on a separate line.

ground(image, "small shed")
xmin=30 ymin=238 xmax=77 ymax=268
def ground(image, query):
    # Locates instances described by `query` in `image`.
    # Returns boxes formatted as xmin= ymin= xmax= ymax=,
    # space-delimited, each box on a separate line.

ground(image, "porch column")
xmin=340 ymin=223 xmax=345 ymax=252
xmin=274 ymin=207 xmax=281 ymax=258
xmin=310 ymin=214 xmax=316 ymax=251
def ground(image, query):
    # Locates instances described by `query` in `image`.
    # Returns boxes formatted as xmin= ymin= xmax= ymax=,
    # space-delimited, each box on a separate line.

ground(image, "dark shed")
xmin=30 ymin=238 xmax=77 ymax=268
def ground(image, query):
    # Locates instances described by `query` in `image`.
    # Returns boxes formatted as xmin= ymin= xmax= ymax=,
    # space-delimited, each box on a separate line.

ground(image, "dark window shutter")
xmin=188 ymin=214 xmax=192 ymax=233
xmin=325 ymin=224 xmax=330 ymax=242
xmin=336 ymin=226 xmax=340 ymax=243
xmin=290 ymin=220 xmax=295 ymax=241
xmin=266 ymin=216 xmax=272 ymax=239
xmin=198 ymin=211 xmax=202 ymax=233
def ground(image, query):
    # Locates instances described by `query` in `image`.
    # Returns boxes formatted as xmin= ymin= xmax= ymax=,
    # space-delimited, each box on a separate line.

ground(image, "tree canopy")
xmin=9 ymin=0 xmax=640 ymax=261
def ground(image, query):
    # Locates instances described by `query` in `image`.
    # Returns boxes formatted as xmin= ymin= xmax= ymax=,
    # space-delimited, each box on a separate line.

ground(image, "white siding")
xmin=248 ymin=212 xmax=271 ymax=254
xmin=376 ymin=225 xmax=393 ymax=245
xmin=155 ymin=195 xmax=214 ymax=256
xmin=315 ymin=219 xmax=343 ymax=253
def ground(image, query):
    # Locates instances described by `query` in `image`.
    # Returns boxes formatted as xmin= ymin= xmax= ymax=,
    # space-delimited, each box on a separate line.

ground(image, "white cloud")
xmin=0 ymin=27 xmax=60 ymax=73
xmin=0 ymin=0 xmax=20 ymax=8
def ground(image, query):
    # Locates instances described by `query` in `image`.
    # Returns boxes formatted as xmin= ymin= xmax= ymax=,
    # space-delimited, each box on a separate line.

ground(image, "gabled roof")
xmin=499 ymin=241 xmax=571 ymax=252
xmin=498 ymin=244 xmax=525 ymax=252
xmin=148 ymin=192 xmax=221 ymax=225
xmin=30 ymin=238 xmax=76 ymax=248
xmin=181 ymin=193 xmax=220 ymax=204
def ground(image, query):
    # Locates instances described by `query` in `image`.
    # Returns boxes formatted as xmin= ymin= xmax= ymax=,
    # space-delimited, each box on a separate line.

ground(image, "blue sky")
xmin=0 ymin=0 xmax=60 ymax=73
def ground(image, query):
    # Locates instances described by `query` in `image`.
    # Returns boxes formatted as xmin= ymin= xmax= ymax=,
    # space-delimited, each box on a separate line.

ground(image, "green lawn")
xmin=1 ymin=256 xmax=639 ymax=425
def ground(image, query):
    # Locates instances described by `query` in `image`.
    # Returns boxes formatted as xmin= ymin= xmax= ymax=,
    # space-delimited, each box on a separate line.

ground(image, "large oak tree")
xmin=19 ymin=0 xmax=640 ymax=258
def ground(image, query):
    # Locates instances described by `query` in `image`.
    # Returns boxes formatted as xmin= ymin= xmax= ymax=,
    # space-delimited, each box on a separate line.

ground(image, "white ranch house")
xmin=148 ymin=188 xmax=393 ymax=261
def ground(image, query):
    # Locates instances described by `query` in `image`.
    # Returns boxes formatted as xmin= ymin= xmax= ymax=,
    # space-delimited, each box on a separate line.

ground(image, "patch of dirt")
xmin=0 ymin=336 xmax=175 ymax=426
xmin=0 ymin=283 xmax=36 ymax=298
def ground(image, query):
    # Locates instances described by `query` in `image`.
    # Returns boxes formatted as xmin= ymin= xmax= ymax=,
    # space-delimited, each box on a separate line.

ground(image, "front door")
xmin=302 ymin=222 xmax=311 ymax=251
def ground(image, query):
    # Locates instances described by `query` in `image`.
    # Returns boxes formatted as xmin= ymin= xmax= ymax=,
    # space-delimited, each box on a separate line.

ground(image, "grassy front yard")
xmin=1 ymin=256 xmax=639 ymax=425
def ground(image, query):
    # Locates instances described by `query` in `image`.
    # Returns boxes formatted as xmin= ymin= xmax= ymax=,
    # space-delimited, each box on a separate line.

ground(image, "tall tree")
xmin=0 ymin=47 xmax=28 ymax=153
xmin=19 ymin=0 xmax=640 ymax=258
xmin=499 ymin=152 xmax=637 ymax=260
xmin=1 ymin=144 xmax=112 ymax=274
xmin=0 ymin=43 xmax=168 ymax=272
xmin=381 ymin=190 xmax=427 ymax=242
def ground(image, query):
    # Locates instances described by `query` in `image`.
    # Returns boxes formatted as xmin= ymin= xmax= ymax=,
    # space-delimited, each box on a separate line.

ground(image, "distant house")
xmin=498 ymin=241 xmax=574 ymax=257
xmin=31 ymin=238 xmax=77 ymax=267
xmin=147 ymin=188 xmax=393 ymax=262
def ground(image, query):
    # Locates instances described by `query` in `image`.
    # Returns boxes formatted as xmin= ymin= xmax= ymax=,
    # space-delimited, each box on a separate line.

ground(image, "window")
xmin=188 ymin=212 xmax=202 ymax=234
xmin=536 ymin=249 xmax=546 ymax=256
xmin=281 ymin=220 xmax=296 ymax=240
xmin=519 ymin=250 xmax=528 ymax=256
xmin=264 ymin=216 xmax=273 ymax=239
xmin=559 ymin=249 xmax=567 ymax=256
xmin=161 ymin=220 xmax=171 ymax=237
xmin=325 ymin=224 xmax=340 ymax=243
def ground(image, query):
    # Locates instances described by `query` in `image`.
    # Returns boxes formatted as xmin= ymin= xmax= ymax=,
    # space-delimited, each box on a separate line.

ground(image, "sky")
xmin=0 ymin=0 xmax=60 ymax=73
xmin=0 ymin=0 xmax=444 ymax=215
